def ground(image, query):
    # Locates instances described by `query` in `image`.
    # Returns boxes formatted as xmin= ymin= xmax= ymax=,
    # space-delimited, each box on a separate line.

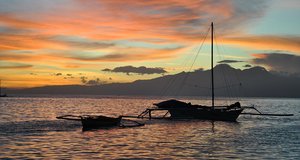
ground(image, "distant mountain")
xmin=5 ymin=64 xmax=300 ymax=97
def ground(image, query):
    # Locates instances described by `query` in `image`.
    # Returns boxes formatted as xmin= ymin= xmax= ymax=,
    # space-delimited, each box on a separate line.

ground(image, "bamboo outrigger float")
xmin=241 ymin=106 xmax=293 ymax=116
xmin=121 ymin=105 xmax=294 ymax=120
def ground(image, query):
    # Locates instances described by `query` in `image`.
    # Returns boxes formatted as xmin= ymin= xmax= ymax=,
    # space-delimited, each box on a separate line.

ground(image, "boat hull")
xmin=168 ymin=108 xmax=243 ymax=122
xmin=81 ymin=116 xmax=121 ymax=129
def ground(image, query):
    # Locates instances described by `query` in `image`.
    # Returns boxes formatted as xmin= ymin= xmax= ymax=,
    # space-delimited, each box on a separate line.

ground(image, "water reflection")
xmin=0 ymin=96 xmax=299 ymax=159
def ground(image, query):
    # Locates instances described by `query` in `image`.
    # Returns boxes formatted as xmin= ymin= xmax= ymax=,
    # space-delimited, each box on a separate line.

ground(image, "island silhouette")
xmin=5 ymin=64 xmax=300 ymax=98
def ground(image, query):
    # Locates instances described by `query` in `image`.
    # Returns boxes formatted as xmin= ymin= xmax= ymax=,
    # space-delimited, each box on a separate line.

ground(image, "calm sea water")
xmin=0 ymin=96 xmax=299 ymax=159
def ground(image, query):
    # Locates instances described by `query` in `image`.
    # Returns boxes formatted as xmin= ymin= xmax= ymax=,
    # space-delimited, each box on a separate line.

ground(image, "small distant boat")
xmin=0 ymin=80 xmax=7 ymax=97
xmin=81 ymin=115 xmax=122 ymax=129
xmin=0 ymin=94 xmax=7 ymax=97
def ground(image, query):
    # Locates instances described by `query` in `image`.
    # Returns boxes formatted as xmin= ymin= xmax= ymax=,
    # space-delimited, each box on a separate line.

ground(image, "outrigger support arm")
xmin=56 ymin=115 xmax=82 ymax=121
xmin=241 ymin=106 xmax=293 ymax=116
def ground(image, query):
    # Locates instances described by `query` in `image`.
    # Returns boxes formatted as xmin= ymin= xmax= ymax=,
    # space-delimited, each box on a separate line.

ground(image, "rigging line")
xmin=216 ymin=31 xmax=242 ymax=101
xmin=182 ymin=83 xmax=211 ymax=89
xmin=188 ymin=27 xmax=211 ymax=73
xmin=228 ymin=54 xmax=244 ymax=99
xmin=175 ymin=27 xmax=211 ymax=96
xmin=224 ymin=56 xmax=242 ymax=100
xmin=238 ymin=42 xmax=253 ymax=98
xmin=214 ymin=28 xmax=234 ymax=104
xmin=214 ymin=27 xmax=231 ymax=104
xmin=215 ymin=29 xmax=239 ymax=102
xmin=232 ymin=67 xmax=243 ymax=100
xmin=162 ymin=46 xmax=199 ymax=96
xmin=215 ymin=48 xmax=233 ymax=105
xmin=160 ymin=27 xmax=210 ymax=97
xmin=214 ymin=83 xmax=244 ymax=89
xmin=160 ymin=42 xmax=198 ymax=97
xmin=162 ymin=27 xmax=210 ymax=97
xmin=182 ymin=83 xmax=242 ymax=90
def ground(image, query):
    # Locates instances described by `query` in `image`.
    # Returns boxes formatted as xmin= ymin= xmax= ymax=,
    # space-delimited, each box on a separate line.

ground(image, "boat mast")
xmin=211 ymin=22 xmax=215 ymax=109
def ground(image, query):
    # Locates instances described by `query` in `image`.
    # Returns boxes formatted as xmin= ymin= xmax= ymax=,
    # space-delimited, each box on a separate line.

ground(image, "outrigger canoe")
xmin=81 ymin=115 xmax=122 ymax=129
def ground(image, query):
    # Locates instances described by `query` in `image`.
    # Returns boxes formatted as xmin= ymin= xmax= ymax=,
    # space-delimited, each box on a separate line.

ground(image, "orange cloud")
xmin=0 ymin=34 xmax=66 ymax=51
xmin=0 ymin=14 xmax=48 ymax=29
xmin=0 ymin=64 xmax=33 ymax=69
xmin=0 ymin=0 xmax=271 ymax=56
xmin=251 ymin=53 xmax=268 ymax=59
xmin=2 ymin=0 xmax=299 ymax=88
xmin=0 ymin=0 xmax=263 ymax=44
xmin=0 ymin=52 xmax=68 ymax=62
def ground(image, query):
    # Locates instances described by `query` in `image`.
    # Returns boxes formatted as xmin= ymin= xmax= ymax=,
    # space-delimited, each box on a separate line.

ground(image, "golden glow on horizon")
xmin=0 ymin=0 xmax=300 ymax=88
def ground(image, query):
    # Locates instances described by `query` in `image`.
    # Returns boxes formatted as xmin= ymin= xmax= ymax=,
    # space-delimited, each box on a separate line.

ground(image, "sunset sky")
xmin=0 ymin=0 xmax=300 ymax=88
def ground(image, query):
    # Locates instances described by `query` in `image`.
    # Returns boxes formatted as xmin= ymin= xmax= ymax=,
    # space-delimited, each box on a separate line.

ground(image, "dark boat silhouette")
xmin=154 ymin=99 xmax=242 ymax=121
xmin=81 ymin=115 xmax=122 ymax=129
xmin=57 ymin=114 xmax=144 ymax=130
xmin=57 ymin=115 xmax=122 ymax=129
xmin=154 ymin=22 xmax=243 ymax=122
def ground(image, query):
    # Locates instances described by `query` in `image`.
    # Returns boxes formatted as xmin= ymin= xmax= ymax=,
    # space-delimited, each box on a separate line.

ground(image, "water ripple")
xmin=0 ymin=97 xmax=299 ymax=159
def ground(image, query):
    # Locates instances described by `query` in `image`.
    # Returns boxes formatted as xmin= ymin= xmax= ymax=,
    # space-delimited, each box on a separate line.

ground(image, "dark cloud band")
xmin=252 ymin=53 xmax=300 ymax=75
xmin=102 ymin=65 xmax=167 ymax=75
xmin=217 ymin=60 xmax=244 ymax=64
